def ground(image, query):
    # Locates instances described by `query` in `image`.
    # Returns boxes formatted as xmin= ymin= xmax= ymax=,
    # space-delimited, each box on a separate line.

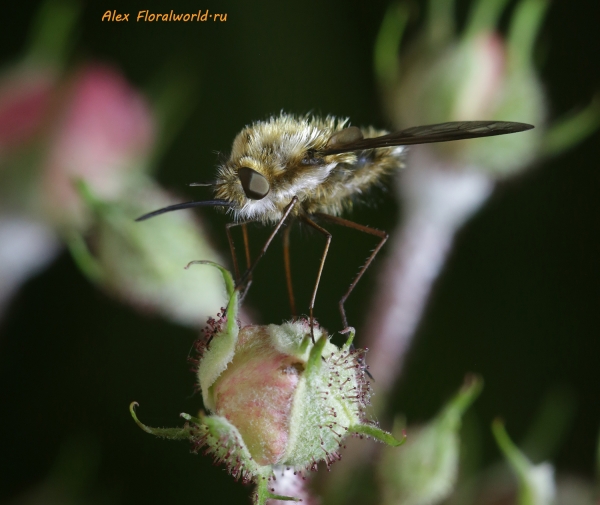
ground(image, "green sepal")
xmin=305 ymin=334 xmax=328 ymax=377
xmin=492 ymin=419 xmax=555 ymax=505
xmin=67 ymin=178 xmax=136 ymax=285
xmin=506 ymin=0 xmax=549 ymax=71
xmin=73 ymin=178 xmax=99 ymax=208
xmin=64 ymin=177 xmax=121 ymax=284
xmin=65 ymin=230 xmax=105 ymax=284
xmin=376 ymin=376 xmax=483 ymax=505
xmin=146 ymin=67 xmax=200 ymax=170
xmin=374 ymin=2 xmax=410 ymax=88
xmin=426 ymin=0 xmax=455 ymax=46
xmin=298 ymin=334 xmax=311 ymax=355
xmin=542 ymin=95 xmax=600 ymax=158
xmin=202 ymin=413 xmax=243 ymax=441
xmin=185 ymin=260 xmax=234 ymax=298
xmin=129 ymin=402 xmax=194 ymax=441
xmin=26 ymin=0 xmax=81 ymax=68
xmin=254 ymin=478 xmax=300 ymax=505
xmin=463 ymin=0 xmax=511 ymax=40
xmin=198 ymin=413 xmax=267 ymax=482
xmin=440 ymin=374 xmax=483 ymax=428
xmin=180 ymin=412 xmax=203 ymax=426
xmin=185 ymin=260 xmax=238 ymax=329
xmin=341 ymin=326 xmax=356 ymax=351
xmin=349 ymin=423 xmax=407 ymax=447
xmin=192 ymin=262 xmax=240 ymax=410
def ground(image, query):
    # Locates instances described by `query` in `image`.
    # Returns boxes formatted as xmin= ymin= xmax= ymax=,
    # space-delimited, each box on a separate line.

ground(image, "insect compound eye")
xmin=325 ymin=126 xmax=364 ymax=148
xmin=238 ymin=167 xmax=270 ymax=200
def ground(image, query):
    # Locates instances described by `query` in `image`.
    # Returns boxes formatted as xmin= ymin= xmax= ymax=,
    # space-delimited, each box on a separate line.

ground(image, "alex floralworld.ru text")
xmin=101 ymin=10 xmax=228 ymax=22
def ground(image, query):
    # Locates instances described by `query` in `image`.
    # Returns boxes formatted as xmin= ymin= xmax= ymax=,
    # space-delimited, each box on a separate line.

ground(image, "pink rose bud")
xmin=0 ymin=67 xmax=55 ymax=159
xmin=131 ymin=264 xmax=405 ymax=505
xmin=376 ymin=0 xmax=551 ymax=177
xmin=42 ymin=64 xmax=154 ymax=226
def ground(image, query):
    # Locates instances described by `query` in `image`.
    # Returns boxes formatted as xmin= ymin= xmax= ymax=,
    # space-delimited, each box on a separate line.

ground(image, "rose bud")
xmin=365 ymin=0 xmax=600 ymax=397
xmin=68 ymin=178 xmax=226 ymax=328
xmin=0 ymin=67 xmax=55 ymax=161
xmin=378 ymin=375 xmax=482 ymax=505
xmin=130 ymin=263 xmax=405 ymax=504
xmin=376 ymin=0 xmax=599 ymax=176
xmin=40 ymin=63 xmax=154 ymax=228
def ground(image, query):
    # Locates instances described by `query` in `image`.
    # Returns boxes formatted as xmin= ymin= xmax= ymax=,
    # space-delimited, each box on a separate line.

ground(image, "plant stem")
xmin=364 ymin=147 xmax=494 ymax=407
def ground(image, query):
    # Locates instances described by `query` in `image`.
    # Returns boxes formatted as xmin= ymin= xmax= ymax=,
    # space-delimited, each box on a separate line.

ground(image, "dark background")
xmin=1 ymin=1 xmax=599 ymax=504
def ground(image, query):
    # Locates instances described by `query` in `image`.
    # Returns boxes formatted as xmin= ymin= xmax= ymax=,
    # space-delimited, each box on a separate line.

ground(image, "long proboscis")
xmin=135 ymin=199 xmax=232 ymax=222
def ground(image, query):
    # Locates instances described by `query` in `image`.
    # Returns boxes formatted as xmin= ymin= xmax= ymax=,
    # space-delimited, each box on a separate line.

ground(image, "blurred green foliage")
xmin=0 ymin=1 xmax=599 ymax=504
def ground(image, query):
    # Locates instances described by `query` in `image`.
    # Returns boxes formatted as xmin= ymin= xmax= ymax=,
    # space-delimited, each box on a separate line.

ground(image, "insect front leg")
xmin=236 ymin=196 xmax=298 ymax=294
xmin=282 ymin=224 xmax=297 ymax=318
xmin=225 ymin=220 xmax=255 ymax=284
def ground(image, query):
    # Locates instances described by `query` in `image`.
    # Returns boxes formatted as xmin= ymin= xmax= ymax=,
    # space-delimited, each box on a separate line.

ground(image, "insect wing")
xmin=319 ymin=120 xmax=534 ymax=155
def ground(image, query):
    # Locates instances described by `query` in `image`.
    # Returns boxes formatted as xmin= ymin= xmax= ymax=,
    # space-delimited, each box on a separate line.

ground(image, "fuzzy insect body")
xmin=137 ymin=112 xmax=533 ymax=331
xmin=214 ymin=114 xmax=404 ymax=223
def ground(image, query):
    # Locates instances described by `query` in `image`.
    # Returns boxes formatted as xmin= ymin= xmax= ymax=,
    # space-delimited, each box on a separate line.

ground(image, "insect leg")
xmin=301 ymin=216 xmax=332 ymax=342
xmin=241 ymin=223 xmax=252 ymax=270
xmin=225 ymin=220 xmax=255 ymax=283
xmin=283 ymin=224 xmax=297 ymax=318
xmin=237 ymin=196 xmax=298 ymax=291
xmin=314 ymin=213 xmax=388 ymax=329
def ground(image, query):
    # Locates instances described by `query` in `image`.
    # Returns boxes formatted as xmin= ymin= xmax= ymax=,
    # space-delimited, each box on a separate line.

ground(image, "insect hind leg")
xmin=314 ymin=213 xmax=388 ymax=329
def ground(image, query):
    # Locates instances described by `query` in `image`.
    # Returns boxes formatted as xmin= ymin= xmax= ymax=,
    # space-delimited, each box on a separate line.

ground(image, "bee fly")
xmin=137 ymin=113 xmax=533 ymax=338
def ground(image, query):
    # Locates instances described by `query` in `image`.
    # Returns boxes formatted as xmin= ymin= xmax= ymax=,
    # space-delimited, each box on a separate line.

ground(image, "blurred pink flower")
xmin=42 ymin=64 xmax=155 ymax=225
xmin=451 ymin=33 xmax=506 ymax=120
xmin=0 ymin=67 xmax=55 ymax=159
